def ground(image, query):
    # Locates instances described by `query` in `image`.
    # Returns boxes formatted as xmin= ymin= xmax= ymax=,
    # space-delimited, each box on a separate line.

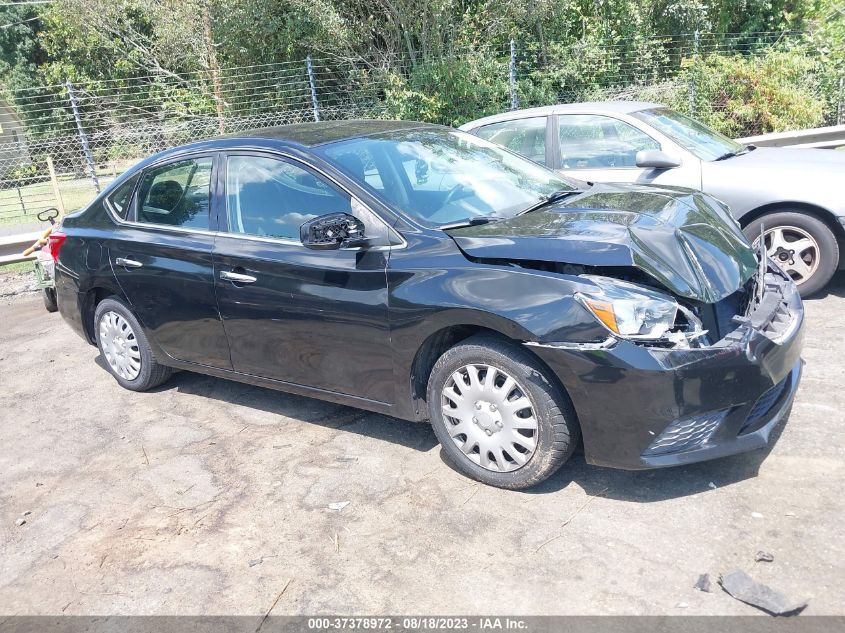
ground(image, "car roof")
xmin=232 ymin=119 xmax=441 ymax=147
xmin=457 ymin=101 xmax=663 ymax=130
xmin=121 ymin=119 xmax=447 ymax=176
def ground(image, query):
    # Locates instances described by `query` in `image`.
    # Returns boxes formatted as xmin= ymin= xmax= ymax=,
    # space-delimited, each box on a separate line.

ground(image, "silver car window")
xmin=558 ymin=114 xmax=660 ymax=169
xmin=474 ymin=116 xmax=548 ymax=165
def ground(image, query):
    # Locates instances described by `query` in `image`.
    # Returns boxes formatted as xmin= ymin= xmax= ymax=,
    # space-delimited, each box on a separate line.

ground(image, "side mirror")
xmin=636 ymin=150 xmax=681 ymax=169
xmin=300 ymin=212 xmax=368 ymax=250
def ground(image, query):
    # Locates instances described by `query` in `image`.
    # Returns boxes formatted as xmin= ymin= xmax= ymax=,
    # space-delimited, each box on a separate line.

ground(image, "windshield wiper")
xmin=516 ymin=189 xmax=582 ymax=216
xmin=439 ymin=215 xmax=500 ymax=230
xmin=714 ymin=144 xmax=756 ymax=161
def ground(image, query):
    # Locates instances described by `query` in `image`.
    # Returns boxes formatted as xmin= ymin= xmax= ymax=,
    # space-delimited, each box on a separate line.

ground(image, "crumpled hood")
xmin=447 ymin=183 xmax=758 ymax=303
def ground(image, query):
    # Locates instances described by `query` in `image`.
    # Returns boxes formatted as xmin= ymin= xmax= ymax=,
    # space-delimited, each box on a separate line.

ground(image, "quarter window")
xmin=225 ymin=155 xmax=352 ymax=241
xmin=137 ymin=157 xmax=213 ymax=228
xmin=557 ymin=115 xmax=660 ymax=169
xmin=474 ymin=117 xmax=547 ymax=164
xmin=107 ymin=174 xmax=140 ymax=220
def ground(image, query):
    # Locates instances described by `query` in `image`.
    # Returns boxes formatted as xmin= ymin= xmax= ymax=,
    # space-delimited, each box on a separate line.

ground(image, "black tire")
xmin=94 ymin=296 xmax=172 ymax=392
xmin=42 ymin=287 xmax=58 ymax=313
xmin=426 ymin=334 xmax=579 ymax=490
xmin=743 ymin=211 xmax=839 ymax=298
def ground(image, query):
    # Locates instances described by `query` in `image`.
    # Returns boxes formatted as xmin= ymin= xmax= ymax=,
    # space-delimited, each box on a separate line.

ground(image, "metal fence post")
xmin=688 ymin=30 xmax=699 ymax=117
xmin=65 ymin=80 xmax=100 ymax=194
xmin=306 ymin=56 xmax=321 ymax=122
xmin=509 ymin=40 xmax=519 ymax=111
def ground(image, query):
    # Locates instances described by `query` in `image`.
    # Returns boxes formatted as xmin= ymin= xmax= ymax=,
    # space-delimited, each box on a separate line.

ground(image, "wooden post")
xmin=46 ymin=156 xmax=66 ymax=215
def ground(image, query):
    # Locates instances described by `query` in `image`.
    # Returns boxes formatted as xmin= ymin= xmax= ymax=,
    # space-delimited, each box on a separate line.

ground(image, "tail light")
xmin=44 ymin=230 xmax=67 ymax=262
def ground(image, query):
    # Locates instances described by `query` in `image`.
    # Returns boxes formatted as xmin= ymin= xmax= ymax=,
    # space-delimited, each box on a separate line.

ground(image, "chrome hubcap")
xmin=99 ymin=311 xmax=141 ymax=380
xmin=440 ymin=364 xmax=538 ymax=472
xmin=755 ymin=226 xmax=819 ymax=285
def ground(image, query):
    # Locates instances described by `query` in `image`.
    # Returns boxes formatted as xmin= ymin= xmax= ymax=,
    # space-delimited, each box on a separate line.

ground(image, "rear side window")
xmin=137 ymin=157 xmax=213 ymax=229
xmin=474 ymin=116 xmax=547 ymax=164
xmin=225 ymin=155 xmax=352 ymax=241
xmin=106 ymin=174 xmax=140 ymax=220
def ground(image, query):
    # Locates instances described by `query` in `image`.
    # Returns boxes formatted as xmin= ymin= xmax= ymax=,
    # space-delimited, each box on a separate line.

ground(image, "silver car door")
xmin=554 ymin=113 xmax=701 ymax=189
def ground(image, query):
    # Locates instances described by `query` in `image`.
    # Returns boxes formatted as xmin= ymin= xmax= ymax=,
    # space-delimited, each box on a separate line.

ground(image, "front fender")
xmin=387 ymin=256 xmax=606 ymax=419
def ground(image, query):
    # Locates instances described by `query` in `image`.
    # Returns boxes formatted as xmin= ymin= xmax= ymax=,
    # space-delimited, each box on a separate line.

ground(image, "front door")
xmin=108 ymin=153 xmax=232 ymax=369
xmin=554 ymin=114 xmax=701 ymax=188
xmin=212 ymin=153 xmax=393 ymax=404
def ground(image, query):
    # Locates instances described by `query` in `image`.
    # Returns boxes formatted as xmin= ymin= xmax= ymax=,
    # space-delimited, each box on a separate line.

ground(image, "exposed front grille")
xmin=700 ymin=275 xmax=755 ymax=342
xmin=642 ymin=410 xmax=728 ymax=457
xmin=740 ymin=374 xmax=790 ymax=434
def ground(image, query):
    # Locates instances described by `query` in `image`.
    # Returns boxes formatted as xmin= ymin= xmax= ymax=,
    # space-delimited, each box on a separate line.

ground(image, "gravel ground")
xmin=0 ymin=267 xmax=39 ymax=303
xmin=0 ymin=270 xmax=843 ymax=616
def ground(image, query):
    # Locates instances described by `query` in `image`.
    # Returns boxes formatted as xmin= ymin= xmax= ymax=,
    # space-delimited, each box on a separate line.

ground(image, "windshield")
xmin=318 ymin=127 xmax=574 ymax=227
xmin=632 ymin=108 xmax=743 ymax=161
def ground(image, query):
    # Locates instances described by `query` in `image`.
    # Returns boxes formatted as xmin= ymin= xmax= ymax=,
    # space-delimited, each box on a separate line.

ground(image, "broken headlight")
xmin=576 ymin=275 xmax=679 ymax=340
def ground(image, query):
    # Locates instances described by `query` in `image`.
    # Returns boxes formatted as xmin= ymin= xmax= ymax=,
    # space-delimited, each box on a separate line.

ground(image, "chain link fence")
xmin=0 ymin=30 xmax=841 ymax=233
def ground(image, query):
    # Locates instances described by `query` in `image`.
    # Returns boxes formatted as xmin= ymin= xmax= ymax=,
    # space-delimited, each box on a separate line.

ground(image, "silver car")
xmin=460 ymin=102 xmax=845 ymax=296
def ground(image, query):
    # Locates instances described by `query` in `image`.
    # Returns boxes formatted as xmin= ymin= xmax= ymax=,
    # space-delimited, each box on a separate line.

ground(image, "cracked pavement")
xmin=1 ymin=273 xmax=843 ymax=615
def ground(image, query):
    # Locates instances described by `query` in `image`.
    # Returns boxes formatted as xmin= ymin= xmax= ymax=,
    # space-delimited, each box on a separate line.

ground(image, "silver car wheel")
xmin=99 ymin=311 xmax=142 ymax=380
xmin=440 ymin=364 xmax=538 ymax=472
xmin=756 ymin=225 xmax=820 ymax=285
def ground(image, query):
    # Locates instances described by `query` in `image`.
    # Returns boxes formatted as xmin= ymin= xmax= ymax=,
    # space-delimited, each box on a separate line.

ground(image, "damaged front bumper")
xmin=529 ymin=268 xmax=804 ymax=470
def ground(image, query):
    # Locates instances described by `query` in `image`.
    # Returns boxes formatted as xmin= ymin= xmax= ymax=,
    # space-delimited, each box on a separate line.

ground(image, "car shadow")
xmin=523 ymin=404 xmax=791 ymax=501
xmin=94 ymin=354 xmax=791 ymax=503
xmin=154 ymin=369 xmax=440 ymax=453
xmin=804 ymin=270 xmax=845 ymax=300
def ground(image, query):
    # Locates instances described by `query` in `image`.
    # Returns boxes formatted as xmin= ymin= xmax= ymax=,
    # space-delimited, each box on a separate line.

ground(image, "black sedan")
xmin=50 ymin=121 xmax=804 ymax=489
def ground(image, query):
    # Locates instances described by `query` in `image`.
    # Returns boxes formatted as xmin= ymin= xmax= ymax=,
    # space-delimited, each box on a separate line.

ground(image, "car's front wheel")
xmin=427 ymin=335 xmax=579 ymax=490
xmin=94 ymin=297 xmax=172 ymax=392
xmin=744 ymin=211 xmax=839 ymax=297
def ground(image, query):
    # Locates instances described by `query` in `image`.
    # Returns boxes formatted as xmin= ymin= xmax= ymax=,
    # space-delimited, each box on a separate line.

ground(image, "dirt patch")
xmin=0 ymin=267 xmax=39 ymax=304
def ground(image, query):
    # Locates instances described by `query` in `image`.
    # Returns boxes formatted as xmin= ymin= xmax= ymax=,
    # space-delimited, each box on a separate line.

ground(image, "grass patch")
xmin=0 ymin=170 xmax=120 ymax=226
xmin=0 ymin=260 xmax=34 ymax=274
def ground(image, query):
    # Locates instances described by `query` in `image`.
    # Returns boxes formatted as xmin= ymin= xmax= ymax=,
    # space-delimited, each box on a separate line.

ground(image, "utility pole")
xmin=203 ymin=5 xmax=225 ymax=134
xmin=65 ymin=79 xmax=100 ymax=194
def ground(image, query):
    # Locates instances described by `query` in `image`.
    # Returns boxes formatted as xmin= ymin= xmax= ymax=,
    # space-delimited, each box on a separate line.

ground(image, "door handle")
xmin=220 ymin=270 xmax=257 ymax=284
xmin=115 ymin=257 xmax=143 ymax=269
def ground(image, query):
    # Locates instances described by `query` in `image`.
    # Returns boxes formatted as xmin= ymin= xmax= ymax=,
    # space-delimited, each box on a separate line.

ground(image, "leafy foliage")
xmin=0 ymin=0 xmax=841 ymax=140
xmin=683 ymin=48 xmax=825 ymax=136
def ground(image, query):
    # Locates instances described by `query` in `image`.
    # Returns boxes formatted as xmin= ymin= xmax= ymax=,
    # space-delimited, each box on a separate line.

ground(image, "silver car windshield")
xmin=319 ymin=128 xmax=575 ymax=227
xmin=633 ymin=108 xmax=743 ymax=161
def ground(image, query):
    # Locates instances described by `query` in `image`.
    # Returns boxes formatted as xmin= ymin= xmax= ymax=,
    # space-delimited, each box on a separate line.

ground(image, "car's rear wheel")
xmin=94 ymin=297 xmax=172 ymax=391
xmin=42 ymin=287 xmax=57 ymax=313
xmin=744 ymin=211 xmax=839 ymax=297
xmin=427 ymin=335 xmax=579 ymax=490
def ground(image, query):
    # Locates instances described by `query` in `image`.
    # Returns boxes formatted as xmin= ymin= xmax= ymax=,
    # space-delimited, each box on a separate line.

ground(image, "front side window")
xmin=137 ymin=157 xmax=213 ymax=229
xmin=319 ymin=128 xmax=572 ymax=228
xmin=558 ymin=114 xmax=660 ymax=169
xmin=225 ymin=155 xmax=352 ymax=241
xmin=107 ymin=174 xmax=140 ymax=220
xmin=474 ymin=116 xmax=548 ymax=164
xmin=632 ymin=107 xmax=742 ymax=161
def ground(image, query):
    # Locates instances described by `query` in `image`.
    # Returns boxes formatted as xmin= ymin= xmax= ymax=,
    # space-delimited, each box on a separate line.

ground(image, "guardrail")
xmin=0 ymin=230 xmax=41 ymax=266
xmin=737 ymin=124 xmax=845 ymax=149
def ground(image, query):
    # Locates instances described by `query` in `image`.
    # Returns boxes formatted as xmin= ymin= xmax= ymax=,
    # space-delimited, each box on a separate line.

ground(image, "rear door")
xmin=472 ymin=116 xmax=552 ymax=166
xmin=212 ymin=152 xmax=393 ymax=403
xmin=107 ymin=153 xmax=232 ymax=369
